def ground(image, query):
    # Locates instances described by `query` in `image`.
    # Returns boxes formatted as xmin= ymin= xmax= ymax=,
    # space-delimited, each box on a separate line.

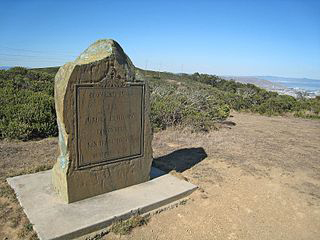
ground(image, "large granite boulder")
xmin=52 ymin=39 xmax=153 ymax=203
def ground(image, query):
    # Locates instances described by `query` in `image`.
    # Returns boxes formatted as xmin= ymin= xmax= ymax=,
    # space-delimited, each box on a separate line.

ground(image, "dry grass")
xmin=153 ymin=112 xmax=320 ymax=186
xmin=0 ymin=137 xmax=57 ymax=239
xmin=110 ymin=215 xmax=149 ymax=235
xmin=117 ymin=112 xmax=320 ymax=240
xmin=0 ymin=112 xmax=320 ymax=239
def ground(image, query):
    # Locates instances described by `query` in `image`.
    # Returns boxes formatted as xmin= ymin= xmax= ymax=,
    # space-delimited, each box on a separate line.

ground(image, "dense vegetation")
xmin=140 ymin=69 xmax=320 ymax=128
xmin=0 ymin=67 xmax=319 ymax=140
xmin=188 ymin=72 xmax=320 ymax=117
xmin=0 ymin=67 xmax=57 ymax=140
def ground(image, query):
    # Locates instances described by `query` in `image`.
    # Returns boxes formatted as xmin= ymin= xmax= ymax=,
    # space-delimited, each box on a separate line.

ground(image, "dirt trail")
xmin=1 ymin=112 xmax=320 ymax=239
xmin=107 ymin=113 xmax=320 ymax=240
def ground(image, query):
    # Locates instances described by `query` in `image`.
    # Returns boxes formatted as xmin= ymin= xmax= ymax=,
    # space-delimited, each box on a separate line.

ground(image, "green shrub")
xmin=0 ymin=68 xmax=57 ymax=140
xmin=150 ymin=80 xmax=230 ymax=131
xmin=0 ymin=120 xmax=31 ymax=140
xmin=255 ymin=95 xmax=297 ymax=115
xmin=293 ymin=97 xmax=320 ymax=119
xmin=0 ymin=89 xmax=57 ymax=140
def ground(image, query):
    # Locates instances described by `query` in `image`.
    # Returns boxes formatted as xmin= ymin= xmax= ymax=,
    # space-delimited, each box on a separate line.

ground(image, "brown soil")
xmin=1 ymin=112 xmax=320 ymax=240
xmin=0 ymin=137 xmax=57 ymax=240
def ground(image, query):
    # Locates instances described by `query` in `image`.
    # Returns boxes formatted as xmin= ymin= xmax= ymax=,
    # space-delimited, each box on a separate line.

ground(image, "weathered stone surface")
xmin=52 ymin=39 xmax=153 ymax=203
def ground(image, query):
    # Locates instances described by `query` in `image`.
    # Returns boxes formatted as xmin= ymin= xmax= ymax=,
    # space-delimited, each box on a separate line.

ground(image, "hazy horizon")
xmin=1 ymin=65 xmax=320 ymax=82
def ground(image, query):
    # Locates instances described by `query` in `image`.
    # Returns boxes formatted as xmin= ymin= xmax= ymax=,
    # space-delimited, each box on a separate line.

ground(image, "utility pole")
xmin=181 ymin=64 xmax=184 ymax=80
xmin=145 ymin=59 xmax=148 ymax=70
xmin=158 ymin=62 xmax=162 ymax=79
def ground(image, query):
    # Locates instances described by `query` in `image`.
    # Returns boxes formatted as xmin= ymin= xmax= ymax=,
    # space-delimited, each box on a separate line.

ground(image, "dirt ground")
xmin=1 ymin=112 xmax=320 ymax=240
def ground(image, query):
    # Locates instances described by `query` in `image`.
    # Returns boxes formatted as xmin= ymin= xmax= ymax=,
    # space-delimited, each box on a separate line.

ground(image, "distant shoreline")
xmin=221 ymin=75 xmax=320 ymax=98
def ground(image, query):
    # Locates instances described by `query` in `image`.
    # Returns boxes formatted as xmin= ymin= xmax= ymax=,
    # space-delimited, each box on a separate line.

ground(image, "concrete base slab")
xmin=7 ymin=168 xmax=196 ymax=240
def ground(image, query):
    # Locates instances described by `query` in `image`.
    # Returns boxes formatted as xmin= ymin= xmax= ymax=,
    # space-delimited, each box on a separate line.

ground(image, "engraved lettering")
xmin=76 ymin=85 xmax=144 ymax=168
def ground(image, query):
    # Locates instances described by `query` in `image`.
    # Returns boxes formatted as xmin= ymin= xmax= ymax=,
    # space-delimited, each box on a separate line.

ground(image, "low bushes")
xmin=0 ymin=67 xmax=319 ymax=140
xmin=254 ymin=95 xmax=297 ymax=115
xmin=0 ymin=67 xmax=57 ymax=140
xmin=150 ymin=82 xmax=230 ymax=131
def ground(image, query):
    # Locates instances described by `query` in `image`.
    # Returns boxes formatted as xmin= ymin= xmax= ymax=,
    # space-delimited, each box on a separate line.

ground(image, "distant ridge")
xmin=0 ymin=66 xmax=11 ymax=70
xmin=221 ymin=76 xmax=286 ymax=90
xmin=222 ymin=75 xmax=320 ymax=91
xmin=5 ymin=65 xmax=320 ymax=92
xmin=31 ymin=66 xmax=60 ymax=74
xmin=258 ymin=76 xmax=320 ymax=83
xmin=257 ymin=76 xmax=320 ymax=91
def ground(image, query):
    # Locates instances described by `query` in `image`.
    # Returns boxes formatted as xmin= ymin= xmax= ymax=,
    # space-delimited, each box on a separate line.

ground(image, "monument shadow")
xmin=152 ymin=147 xmax=207 ymax=173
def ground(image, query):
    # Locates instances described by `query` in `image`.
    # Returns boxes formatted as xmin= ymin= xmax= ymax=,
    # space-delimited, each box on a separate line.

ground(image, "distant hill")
xmin=221 ymin=76 xmax=286 ymax=90
xmin=31 ymin=66 xmax=60 ymax=74
xmin=258 ymin=76 xmax=320 ymax=83
xmin=0 ymin=66 xmax=11 ymax=70
xmin=21 ymin=66 xmax=320 ymax=93
xmin=221 ymin=75 xmax=320 ymax=92
xmin=23 ymin=67 xmax=320 ymax=91
xmin=257 ymin=76 xmax=320 ymax=91
xmin=1 ymin=66 xmax=60 ymax=73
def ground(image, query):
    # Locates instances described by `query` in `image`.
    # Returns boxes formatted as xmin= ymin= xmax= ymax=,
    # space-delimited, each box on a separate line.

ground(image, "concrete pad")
xmin=7 ymin=168 xmax=196 ymax=240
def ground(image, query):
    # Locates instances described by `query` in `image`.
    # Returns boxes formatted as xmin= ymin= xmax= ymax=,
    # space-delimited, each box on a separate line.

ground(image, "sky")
xmin=0 ymin=0 xmax=320 ymax=79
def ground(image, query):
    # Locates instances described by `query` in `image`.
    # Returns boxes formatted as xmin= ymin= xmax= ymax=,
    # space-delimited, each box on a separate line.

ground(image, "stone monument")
xmin=52 ymin=39 xmax=153 ymax=203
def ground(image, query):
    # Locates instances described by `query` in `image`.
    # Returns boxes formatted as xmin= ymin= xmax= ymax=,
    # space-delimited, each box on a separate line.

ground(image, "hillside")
xmin=31 ymin=66 xmax=60 ymax=75
xmin=222 ymin=76 xmax=286 ymax=90
xmin=0 ymin=67 xmax=319 ymax=239
xmin=1 ymin=67 xmax=320 ymax=140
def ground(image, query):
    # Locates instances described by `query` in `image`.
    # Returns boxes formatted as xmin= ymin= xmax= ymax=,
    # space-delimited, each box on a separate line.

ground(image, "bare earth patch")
xmin=0 ymin=138 xmax=57 ymax=239
xmin=1 ymin=112 xmax=320 ymax=239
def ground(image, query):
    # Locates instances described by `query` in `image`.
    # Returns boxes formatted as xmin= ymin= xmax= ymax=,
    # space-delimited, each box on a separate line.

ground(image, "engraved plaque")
xmin=75 ymin=84 xmax=144 ymax=169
